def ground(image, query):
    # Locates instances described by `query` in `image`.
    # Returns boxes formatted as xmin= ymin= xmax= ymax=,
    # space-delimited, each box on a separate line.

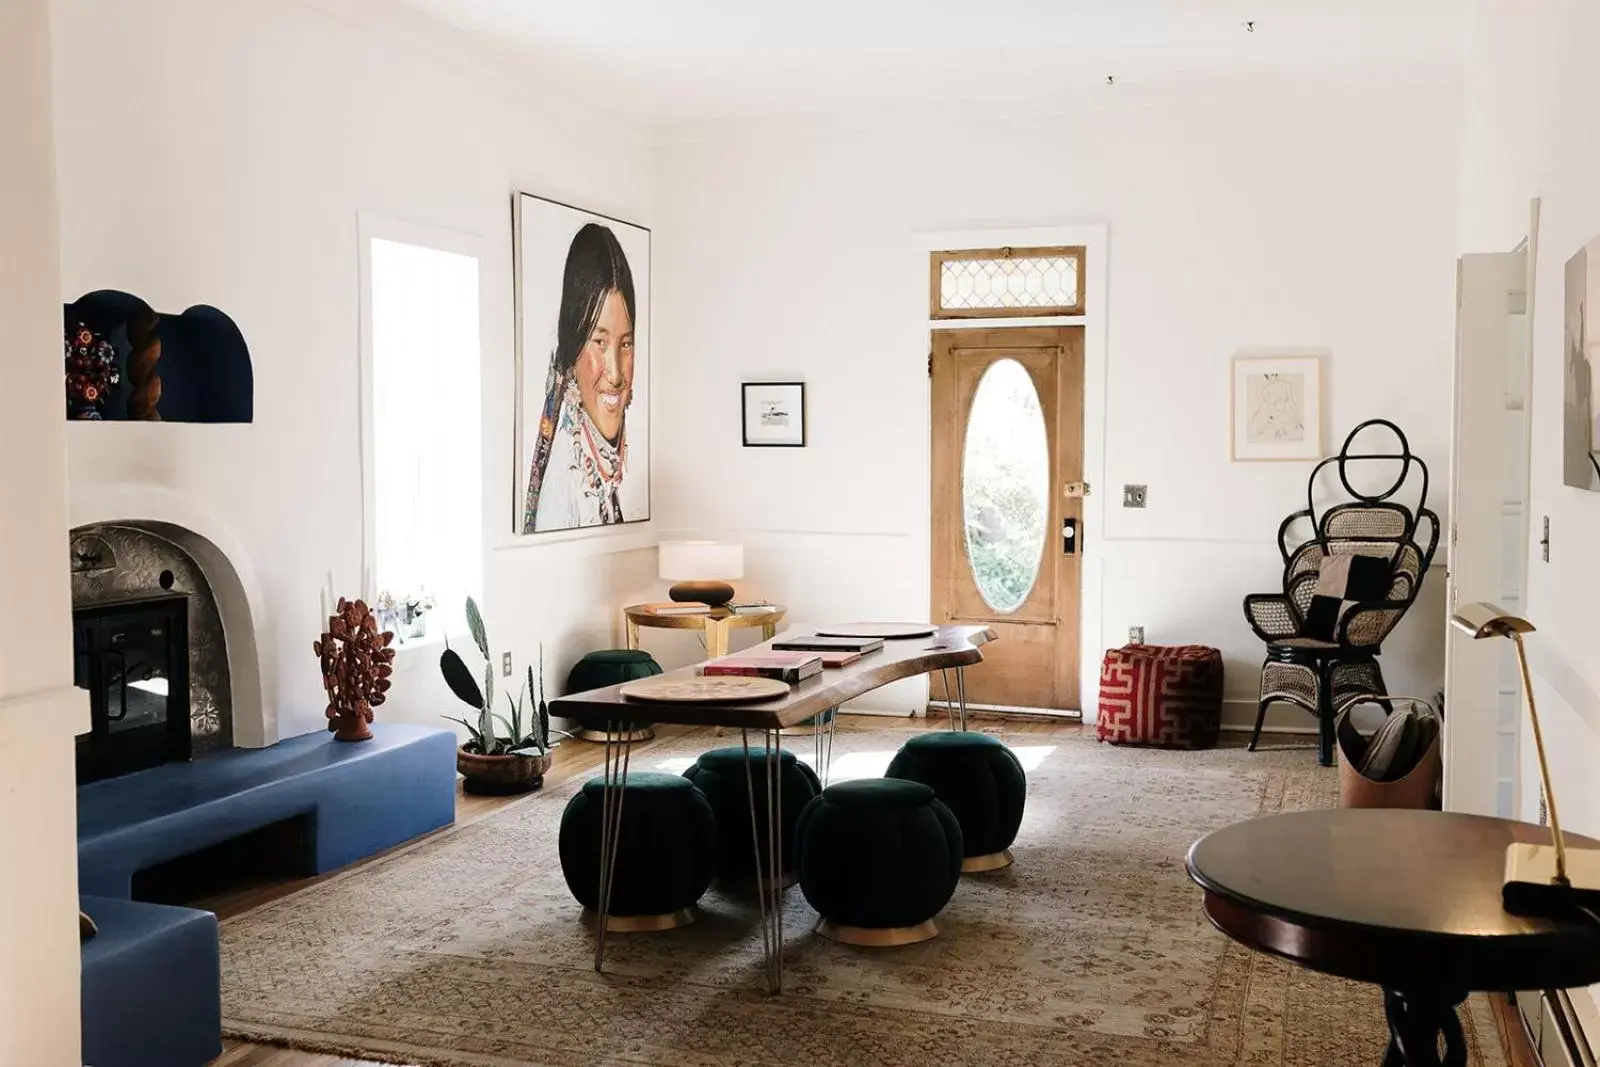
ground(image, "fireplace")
xmin=73 ymin=594 xmax=193 ymax=783
xmin=70 ymin=520 xmax=240 ymax=783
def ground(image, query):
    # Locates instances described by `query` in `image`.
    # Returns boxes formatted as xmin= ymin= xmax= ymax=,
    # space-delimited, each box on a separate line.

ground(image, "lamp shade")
xmin=658 ymin=541 xmax=744 ymax=582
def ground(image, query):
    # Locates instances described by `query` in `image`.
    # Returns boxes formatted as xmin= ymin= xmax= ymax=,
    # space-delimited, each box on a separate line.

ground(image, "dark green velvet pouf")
xmin=795 ymin=778 xmax=962 ymax=945
xmin=565 ymin=650 xmax=662 ymax=741
xmin=886 ymin=730 xmax=1026 ymax=872
xmin=682 ymin=747 xmax=821 ymax=888
xmin=558 ymin=771 xmax=715 ymax=930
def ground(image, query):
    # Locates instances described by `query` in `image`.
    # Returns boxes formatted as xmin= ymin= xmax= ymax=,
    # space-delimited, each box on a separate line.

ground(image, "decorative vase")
xmin=401 ymin=608 xmax=429 ymax=642
xmin=457 ymin=747 xmax=553 ymax=796
xmin=64 ymin=322 xmax=119 ymax=420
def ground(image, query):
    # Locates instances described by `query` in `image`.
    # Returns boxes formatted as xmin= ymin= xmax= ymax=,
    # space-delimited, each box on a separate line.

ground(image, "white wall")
xmin=654 ymin=75 xmax=1461 ymax=722
xmin=52 ymin=0 xmax=662 ymax=742
xmin=0 ymin=0 xmax=87 ymax=1060
xmin=1460 ymin=0 xmax=1600 ymax=846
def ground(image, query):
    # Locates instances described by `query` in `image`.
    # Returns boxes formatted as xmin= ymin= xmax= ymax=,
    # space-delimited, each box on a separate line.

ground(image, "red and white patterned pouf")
xmin=1096 ymin=644 xmax=1223 ymax=750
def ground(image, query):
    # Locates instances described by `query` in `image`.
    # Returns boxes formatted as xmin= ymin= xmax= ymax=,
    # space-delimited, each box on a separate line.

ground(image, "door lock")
xmin=1063 ymin=518 xmax=1078 ymax=555
xmin=1064 ymin=482 xmax=1091 ymax=498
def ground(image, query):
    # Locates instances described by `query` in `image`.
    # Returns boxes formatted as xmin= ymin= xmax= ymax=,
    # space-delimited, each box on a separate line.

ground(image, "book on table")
xmin=770 ymin=636 xmax=885 ymax=654
xmin=728 ymin=600 xmax=778 ymax=615
xmin=702 ymin=652 xmax=823 ymax=684
xmin=652 ymin=603 xmax=712 ymax=616
xmin=817 ymin=650 xmax=862 ymax=668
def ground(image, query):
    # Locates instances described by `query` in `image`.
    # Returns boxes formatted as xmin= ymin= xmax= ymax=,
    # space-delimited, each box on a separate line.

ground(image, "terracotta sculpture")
xmin=314 ymin=597 xmax=395 ymax=741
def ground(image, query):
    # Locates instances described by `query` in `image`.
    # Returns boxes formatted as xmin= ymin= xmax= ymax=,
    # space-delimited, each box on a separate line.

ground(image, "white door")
xmin=1444 ymin=250 xmax=1530 ymax=817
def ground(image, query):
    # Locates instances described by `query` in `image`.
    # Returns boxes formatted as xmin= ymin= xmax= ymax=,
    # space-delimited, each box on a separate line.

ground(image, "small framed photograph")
xmin=1230 ymin=353 xmax=1324 ymax=462
xmin=742 ymin=382 xmax=806 ymax=447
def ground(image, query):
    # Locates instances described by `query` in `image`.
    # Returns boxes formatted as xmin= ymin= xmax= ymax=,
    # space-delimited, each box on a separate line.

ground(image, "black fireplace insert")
xmin=73 ymin=593 xmax=191 ymax=783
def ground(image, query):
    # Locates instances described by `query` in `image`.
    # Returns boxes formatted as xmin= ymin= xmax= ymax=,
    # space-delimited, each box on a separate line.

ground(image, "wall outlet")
xmin=1123 ymin=484 xmax=1148 ymax=508
xmin=502 ymin=652 xmax=513 ymax=677
xmin=1128 ymin=625 xmax=1146 ymax=645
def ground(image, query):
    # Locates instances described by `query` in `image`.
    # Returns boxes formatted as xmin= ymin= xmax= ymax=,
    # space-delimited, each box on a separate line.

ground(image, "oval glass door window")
xmin=962 ymin=359 xmax=1049 ymax=613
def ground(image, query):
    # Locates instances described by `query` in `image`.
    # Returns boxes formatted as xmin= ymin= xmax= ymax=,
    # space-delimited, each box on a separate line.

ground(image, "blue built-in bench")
xmin=79 ymin=723 xmax=457 ymax=897
xmin=78 ymin=723 xmax=456 ymax=1066
xmin=81 ymin=895 xmax=221 ymax=1067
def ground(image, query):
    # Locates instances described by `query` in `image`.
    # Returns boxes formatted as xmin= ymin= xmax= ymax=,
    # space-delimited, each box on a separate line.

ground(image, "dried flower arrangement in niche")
xmin=64 ymin=322 xmax=119 ymax=419
xmin=315 ymin=597 xmax=396 ymax=742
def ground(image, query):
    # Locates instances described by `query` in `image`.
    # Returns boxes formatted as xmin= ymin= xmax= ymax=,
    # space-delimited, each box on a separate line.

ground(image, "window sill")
xmin=391 ymin=636 xmax=445 ymax=673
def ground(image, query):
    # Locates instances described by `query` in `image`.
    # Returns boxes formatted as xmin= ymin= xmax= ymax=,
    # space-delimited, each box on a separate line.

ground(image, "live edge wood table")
xmin=551 ymin=623 xmax=996 ymax=994
xmin=1187 ymin=810 xmax=1600 ymax=1066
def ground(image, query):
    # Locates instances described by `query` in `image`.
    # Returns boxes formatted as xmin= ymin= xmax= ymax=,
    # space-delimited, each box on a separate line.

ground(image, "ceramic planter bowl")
xmin=457 ymin=747 xmax=553 ymax=796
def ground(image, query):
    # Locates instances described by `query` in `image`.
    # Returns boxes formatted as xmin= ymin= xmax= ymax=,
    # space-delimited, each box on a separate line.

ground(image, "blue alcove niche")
xmin=64 ymin=290 xmax=253 ymax=423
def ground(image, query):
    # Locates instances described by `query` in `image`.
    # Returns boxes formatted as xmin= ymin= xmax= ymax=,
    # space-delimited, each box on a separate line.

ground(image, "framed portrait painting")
xmin=514 ymin=193 xmax=651 ymax=534
xmin=742 ymin=382 xmax=806 ymax=447
xmin=1230 ymin=353 xmax=1323 ymax=462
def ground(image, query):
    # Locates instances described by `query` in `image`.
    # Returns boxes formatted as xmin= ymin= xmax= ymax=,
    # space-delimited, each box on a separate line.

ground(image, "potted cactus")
xmin=440 ymin=596 xmax=567 ymax=794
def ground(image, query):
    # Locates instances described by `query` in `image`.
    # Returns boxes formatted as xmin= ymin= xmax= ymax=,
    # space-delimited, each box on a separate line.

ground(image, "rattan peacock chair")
xmin=1242 ymin=420 xmax=1440 ymax=765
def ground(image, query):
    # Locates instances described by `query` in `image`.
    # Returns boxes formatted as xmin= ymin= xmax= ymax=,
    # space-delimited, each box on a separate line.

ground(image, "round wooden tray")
xmin=816 ymin=623 xmax=938 ymax=640
xmin=619 ymin=675 xmax=790 ymax=704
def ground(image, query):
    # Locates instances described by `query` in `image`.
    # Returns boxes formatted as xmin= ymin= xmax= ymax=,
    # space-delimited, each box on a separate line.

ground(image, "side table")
xmin=623 ymin=602 xmax=787 ymax=660
xmin=1187 ymin=809 xmax=1600 ymax=1066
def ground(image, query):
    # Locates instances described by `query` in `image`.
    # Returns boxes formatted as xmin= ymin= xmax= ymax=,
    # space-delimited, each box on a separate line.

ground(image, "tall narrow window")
xmin=368 ymin=236 xmax=482 ymax=645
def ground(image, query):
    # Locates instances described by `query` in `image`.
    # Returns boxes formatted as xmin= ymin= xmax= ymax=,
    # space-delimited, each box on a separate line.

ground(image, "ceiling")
xmin=394 ymin=0 xmax=1471 ymax=129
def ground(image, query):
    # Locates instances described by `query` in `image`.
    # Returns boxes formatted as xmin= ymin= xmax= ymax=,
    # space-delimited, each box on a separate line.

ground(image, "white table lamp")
xmin=658 ymin=541 xmax=744 ymax=607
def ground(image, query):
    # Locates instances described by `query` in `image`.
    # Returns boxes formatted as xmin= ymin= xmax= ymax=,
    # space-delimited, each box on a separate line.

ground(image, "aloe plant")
xmin=440 ymin=597 xmax=566 ymax=756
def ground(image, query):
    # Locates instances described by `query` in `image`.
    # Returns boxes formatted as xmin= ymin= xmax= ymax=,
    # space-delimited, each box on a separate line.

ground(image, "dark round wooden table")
xmin=1187 ymin=809 xmax=1600 ymax=1066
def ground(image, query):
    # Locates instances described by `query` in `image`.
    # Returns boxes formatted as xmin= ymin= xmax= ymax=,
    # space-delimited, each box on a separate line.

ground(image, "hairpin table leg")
xmin=593 ymin=719 xmax=634 ymax=973
xmin=956 ymin=666 xmax=970 ymax=731
xmin=741 ymin=729 xmax=784 ymax=993
xmin=823 ymin=707 xmax=837 ymax=787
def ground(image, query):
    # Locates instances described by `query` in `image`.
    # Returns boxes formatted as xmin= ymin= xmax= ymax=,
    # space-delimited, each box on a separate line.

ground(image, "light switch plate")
xmin=502 ymin=652 xmax=513 ymax=677
xmin=1123 ymin=484 xmax=1148 ymax=508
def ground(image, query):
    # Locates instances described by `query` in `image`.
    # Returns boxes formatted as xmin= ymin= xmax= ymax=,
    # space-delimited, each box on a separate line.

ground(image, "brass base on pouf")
xmin=668 ymin=579 xmax=735 ymax=607
xmin=815 ymin=918 xmax=939 ymax=947
xmin=962 ymin=849 xmax=1015 ymax=874
xmin=581 ymin=907 xmax=696 ymax=933
xmin=577 ymin=726 xmax=656 ymax=744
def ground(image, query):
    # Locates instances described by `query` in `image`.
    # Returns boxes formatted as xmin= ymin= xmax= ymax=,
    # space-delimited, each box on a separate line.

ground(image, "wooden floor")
xmin=210 ymin=718 xmax=1519 ymax=1067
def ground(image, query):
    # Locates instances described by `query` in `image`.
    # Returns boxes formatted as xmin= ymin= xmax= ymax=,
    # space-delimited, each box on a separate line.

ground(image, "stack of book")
xmin=728 ymin=600 xmax=779 ymax=615
xmin=652 ymin=603 xmax=712 ymax=616
xmin=771 ymin=635 xmax=885 ymax=655
xmin=702 ymin=651 xmax=823 ymax=684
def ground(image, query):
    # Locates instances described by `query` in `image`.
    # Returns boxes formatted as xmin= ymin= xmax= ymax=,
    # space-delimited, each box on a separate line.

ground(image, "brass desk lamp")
xmin=1451 ymin=603 xmax=1600 ymax=915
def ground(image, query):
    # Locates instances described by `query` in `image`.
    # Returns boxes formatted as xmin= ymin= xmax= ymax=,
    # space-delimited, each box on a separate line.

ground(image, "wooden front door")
xmin=931 ymin=326 xmax=1083 ymax=712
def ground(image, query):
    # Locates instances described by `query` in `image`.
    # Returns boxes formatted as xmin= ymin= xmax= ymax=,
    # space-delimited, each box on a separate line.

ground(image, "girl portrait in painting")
xmin=523 ymin=223 xmax=638 ymax=532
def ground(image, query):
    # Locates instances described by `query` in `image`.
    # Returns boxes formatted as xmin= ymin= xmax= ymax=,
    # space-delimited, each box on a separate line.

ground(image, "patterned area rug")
xmin=220 ymin=727 xmax=1507 ymax=1066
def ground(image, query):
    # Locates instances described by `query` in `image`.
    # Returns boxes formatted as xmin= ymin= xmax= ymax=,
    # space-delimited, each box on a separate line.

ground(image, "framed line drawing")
xmin=742 ymin=382 xmax=806 ymax=447
xmin=1231 ymin=353 xmax=1324 ymax=462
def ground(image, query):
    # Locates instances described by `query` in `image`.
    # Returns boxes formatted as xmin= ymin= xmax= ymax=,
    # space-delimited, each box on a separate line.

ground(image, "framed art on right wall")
xmin=1230 ymin=353 xmax=1324 ymax=462
xmin=1564 ymin=237 xmax=1600 ymax=491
